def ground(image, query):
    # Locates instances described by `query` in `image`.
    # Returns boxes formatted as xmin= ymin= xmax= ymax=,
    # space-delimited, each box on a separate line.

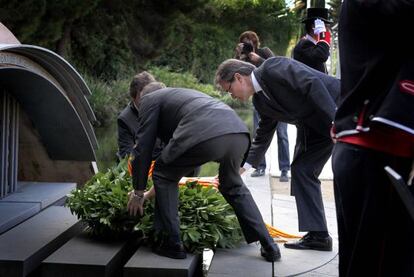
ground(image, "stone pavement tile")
xmin=208 ymin=243 xmax=273 ymax=277
xmin=301 ymin=255 xmax=339 ymax=276
xmin=223 ymin=172 xmax=339 ymax=277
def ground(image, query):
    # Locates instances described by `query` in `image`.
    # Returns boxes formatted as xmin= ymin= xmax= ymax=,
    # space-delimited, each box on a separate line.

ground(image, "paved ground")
xmin=270 ymin=175 xmax=338 ymax=277
xmin=207 ymin=172 xmax=339 ymax=277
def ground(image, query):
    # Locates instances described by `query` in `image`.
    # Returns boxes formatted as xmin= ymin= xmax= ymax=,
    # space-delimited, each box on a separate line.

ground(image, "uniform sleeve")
xmin=295 ymin=39 xmax=330 ymax=65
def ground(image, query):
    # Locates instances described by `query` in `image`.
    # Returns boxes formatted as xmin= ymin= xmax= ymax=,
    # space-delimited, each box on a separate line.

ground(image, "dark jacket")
xmin=334 ymin=0 xmax=414 ymax=138
xmin=117 ymin=102 xmax=162 ymax=160
xmin=132 ymin=88 xmax=249 ymax=190
xmin=247 ymin=57 xmax=340 ymax=167
xmin=253 ymin=47 xmax=274 ymax=66
xmin=117 ymin=102 xmax=139 ymax=159
xmin=293 ymin=36 xmax=330 ymax=73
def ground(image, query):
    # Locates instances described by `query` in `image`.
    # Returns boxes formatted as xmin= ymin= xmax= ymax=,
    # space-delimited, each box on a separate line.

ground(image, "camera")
xmin=241 ymin=42 xmax=254 ymax=55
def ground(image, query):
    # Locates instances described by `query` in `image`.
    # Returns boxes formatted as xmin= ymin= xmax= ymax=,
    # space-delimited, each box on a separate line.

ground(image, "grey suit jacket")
xmin=247 ymin=56 xmax=340 ymax=167
xmin=132 ymin=88 xmax=249 ymax=190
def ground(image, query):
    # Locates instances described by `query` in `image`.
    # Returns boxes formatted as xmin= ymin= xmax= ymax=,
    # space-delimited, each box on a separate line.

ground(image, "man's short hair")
xmin=140 ymin=82 xmax=166 ymax=97
xmin=129 ymin=71 xmax=156 ymax=99
xmin=239 ymin=31 xmax=260 ymax=49
xmin=215 ymin=59 xmax=256 ymax=88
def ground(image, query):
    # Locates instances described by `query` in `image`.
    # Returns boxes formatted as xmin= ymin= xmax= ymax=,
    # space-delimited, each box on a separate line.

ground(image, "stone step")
xmin=0 ymin=206 xmax=83 ymax=277
xmin=208 ymin=243 xmax=273 ymax=277
xmin=41 ymin=232 xmax=141 ymax=277
xmin=0 ymin=182 xmax=76 ymax=234
xmin=124 ymin=246 xmax=202 ymax=277
xmin=0 ymin=202 xmax=40 ymax=234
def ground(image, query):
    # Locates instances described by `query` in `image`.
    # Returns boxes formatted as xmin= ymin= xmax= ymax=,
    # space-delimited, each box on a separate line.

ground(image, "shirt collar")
xmin=250 ymin=71 xmax=271 ymax=100
xmin=251 ymin=72 xmax=263 ymax=93
xmin=305 ymin=34 xmax=317 ymax=45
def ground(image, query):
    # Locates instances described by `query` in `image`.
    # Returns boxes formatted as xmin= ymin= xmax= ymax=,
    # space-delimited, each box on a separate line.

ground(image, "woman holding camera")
xmin=234 ymin=31 xmax=290 ymax=182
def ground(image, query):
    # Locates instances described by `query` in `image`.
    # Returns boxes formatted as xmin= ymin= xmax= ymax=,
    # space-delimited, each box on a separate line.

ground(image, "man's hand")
xmin=313 ymin=19 xmax=326 ymax=35
xmin=127 ymin=190 xmax=145 ymax=216
xmin=239 ymin=167 xmax=246 ymax=175
xmin=408 ymin=160 xmax=414 ymax=186
xmin=248 ymin=52 xmax=262 ymax=64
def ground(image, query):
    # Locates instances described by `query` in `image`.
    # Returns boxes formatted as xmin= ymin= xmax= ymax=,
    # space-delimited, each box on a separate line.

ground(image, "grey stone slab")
xmin=208 ymin=243 xmax=273 ymax=277
xmin=208 ymin=242 xmax=338 ymax=277
xmin=266 ymin=194 xmax=338 ymax=276
xmin=124 ymin=246 xmax=202 ymax=277
xmin=0 ymin=182 xmax=76 ymax=208
xmin=216 ymin=173 xmax=339 ymax=277
xmin=41 ymin=232 xmax=141 ymax=277
xmin=0 ymin=202 xmax=40 ymax=234
xmin=302 ymin=255 xmax=338 ymax=276
xmin=0 ymin=206 xmax=83 ymax=277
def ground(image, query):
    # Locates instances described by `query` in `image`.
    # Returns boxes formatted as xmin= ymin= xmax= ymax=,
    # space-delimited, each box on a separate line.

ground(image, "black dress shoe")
xmin=284 ymin=233 xmax=332 ymax=251
xmin=251 ymin=168 xmax=265 ymax=177
xmin=260 ymin=244 xmax=281 ymax=262
xmin=153 ymin=241 xmax=187 ymax=259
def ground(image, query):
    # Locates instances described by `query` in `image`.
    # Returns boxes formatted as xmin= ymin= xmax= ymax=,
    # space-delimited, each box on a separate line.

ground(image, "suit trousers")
xmin=333 ymin=142 xmax=414 ymax=277
xmin=291 ymin=124 xmax=332 ymax=232
xmin=151 ymin=133 xmax=274 ymax=247
xmin=253 ymin=107 xmax=290 ymax=171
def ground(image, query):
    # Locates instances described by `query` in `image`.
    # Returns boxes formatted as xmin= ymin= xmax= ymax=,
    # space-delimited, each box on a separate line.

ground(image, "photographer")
xmin=235 ymin=31 xmax=290 ymax=181
xmin=235 ymin=31 xmax=273 ymax=67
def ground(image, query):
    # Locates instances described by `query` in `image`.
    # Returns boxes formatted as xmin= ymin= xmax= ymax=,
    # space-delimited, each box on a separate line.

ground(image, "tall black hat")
xmin=301 ymin=8 xmax=332 ymax=23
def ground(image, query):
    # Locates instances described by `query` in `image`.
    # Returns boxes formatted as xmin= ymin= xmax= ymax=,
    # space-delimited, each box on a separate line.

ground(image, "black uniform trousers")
xmin=151 ymin=133 xmax=274 ymax=248
xmin=333 ymin=142 xmax=414 ymax=277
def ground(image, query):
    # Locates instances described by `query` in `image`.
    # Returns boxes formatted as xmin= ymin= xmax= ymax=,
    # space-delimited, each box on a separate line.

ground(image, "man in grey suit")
xmin=126 ymin=87 xmax=280 ymax=262
xmin=215 ymin=57 xmax=340 ymax=251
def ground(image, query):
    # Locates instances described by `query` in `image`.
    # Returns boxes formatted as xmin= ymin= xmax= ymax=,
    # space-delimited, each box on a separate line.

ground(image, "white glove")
xmin=408 ymin=159 xmax=414 ymax=186
xmin=313 ymin=19 xmax=326 ymax=35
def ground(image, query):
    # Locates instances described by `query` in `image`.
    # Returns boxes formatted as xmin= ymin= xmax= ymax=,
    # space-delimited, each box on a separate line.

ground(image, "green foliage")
xmin=1 ymin=0 xmax=299 ymax=83
xmin=94 ymin=123 xmax=118 ymax=171
xmin=153 ymin=0 xmax=297 ymax=83
xmin=66 ymin=160 xmax=136 ymax=237
xmin=66 ymin=160 xmax=243 ymax=253
xmin=199 ymin=162 xmax=220 ymax=177
xmin=178 ymin=181 xmax=243 ymax=252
